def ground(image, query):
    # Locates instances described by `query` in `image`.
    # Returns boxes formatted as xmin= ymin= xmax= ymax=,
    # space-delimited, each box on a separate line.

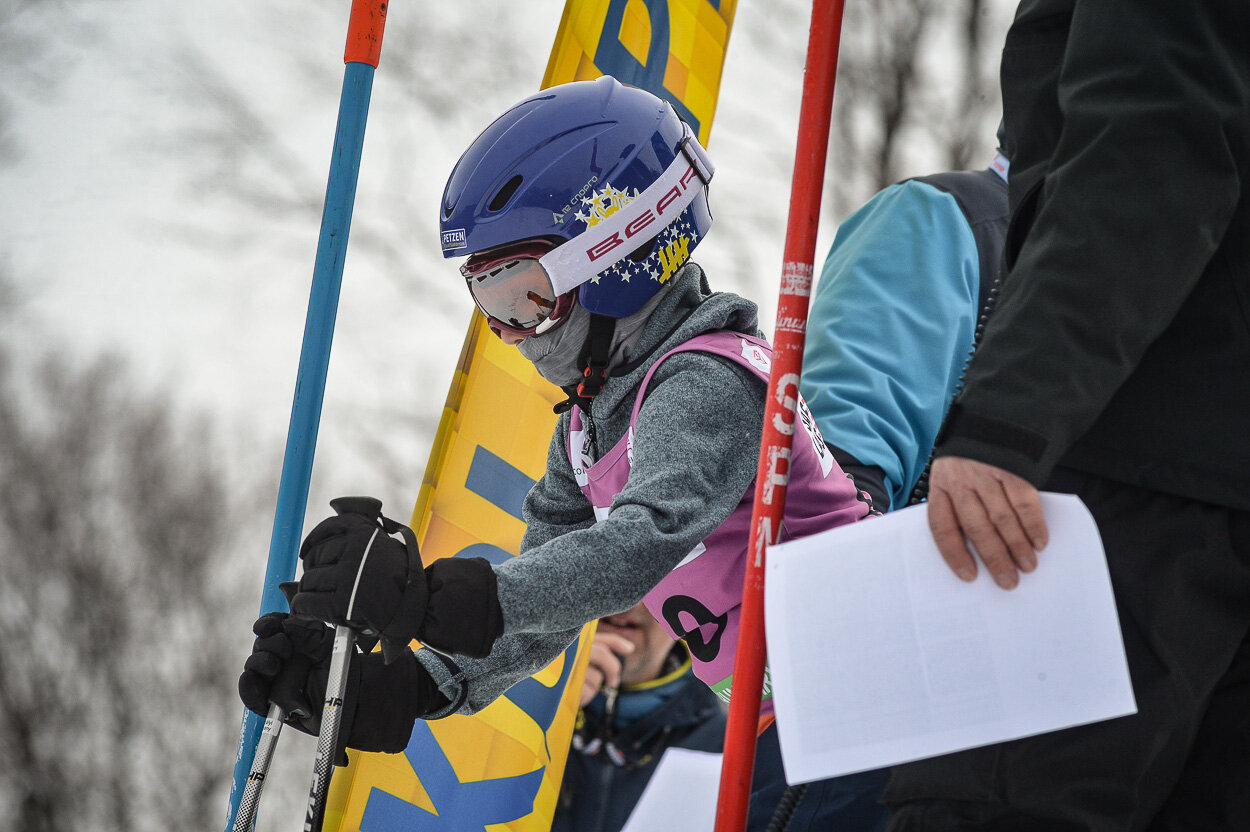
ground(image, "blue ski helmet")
xmin=440 ymin=76 xmax=714 ymax=321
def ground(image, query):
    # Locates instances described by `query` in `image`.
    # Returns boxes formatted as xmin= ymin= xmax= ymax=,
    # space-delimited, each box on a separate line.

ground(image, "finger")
xmin=295 ymin=564 xmax=349 ymax=594
xmin=299 ymin=516 xmax=354 ymax=558
xmin=586 ymin=641 xmax=624 ymax=690
xmin=982 ymin=481 xmax=1038 ymax=574
xmin=594 ymin=632 xmax=636 ymax=656
xmin=585 ymin=642 xmax=615 ymax=677
xmin=1003 ymin=476 xmax=1048 ymax=551
xmin=270 ymin=654 xmax=315 ymax=719
xmin=243 ymin=650 xmax=283 ymax=678
xmin=584 ymin=663 xmax=605 ymax=689
xmin=599 ymin=655 xmax=622 ymax=690
xmin=287 ymin=588 xmax=343 ymax=625
xmin=253 ymin=612 xmax=287 ymax=638
xmin=952 ymin=492 xmax=1019 ymax=589
xmin=928 ymin=486 xmax=977 ymax=581
xmin=579 ymin=678 xmax=599 ymax=708
xmin=252 ymin=631 xmax=294 ymax=661
xmin=582 ymin=663 xmax=605 ymax=700
xmin=281 ymin=616 xmax=333 ymax=657
xmin=239 ymin=671 xmax=272 ymax=715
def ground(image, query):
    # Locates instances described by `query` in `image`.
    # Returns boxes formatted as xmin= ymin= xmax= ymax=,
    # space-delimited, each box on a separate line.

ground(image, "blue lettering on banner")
xmin=464 ymin=445 xmax=533 ymax=520
xmin=358 ymin=726 xmax=545 ymax=831
xmin=503 ymin=639 xmax=580 ymax=760
xmin=593 ymin=0 xmax=701 ymax=135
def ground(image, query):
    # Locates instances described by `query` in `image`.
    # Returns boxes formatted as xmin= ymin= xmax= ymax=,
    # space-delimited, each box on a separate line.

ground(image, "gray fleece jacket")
xmin=416 ymin=264 xmax=766 ymax=715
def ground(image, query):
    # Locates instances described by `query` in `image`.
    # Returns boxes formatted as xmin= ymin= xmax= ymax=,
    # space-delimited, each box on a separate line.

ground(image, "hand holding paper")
xmin=927 ymin=456 xmax=1049 ymax=589
xmin=764 ymin=493 xmax=1135 ymax=785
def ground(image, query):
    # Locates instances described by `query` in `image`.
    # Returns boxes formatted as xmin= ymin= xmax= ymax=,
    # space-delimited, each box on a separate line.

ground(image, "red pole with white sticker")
xmin=713 ymin=2 xmax=846 ymax=829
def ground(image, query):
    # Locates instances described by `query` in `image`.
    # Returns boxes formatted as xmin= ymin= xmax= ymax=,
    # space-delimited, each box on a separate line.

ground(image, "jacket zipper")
xmin=909 ymin=273 xmax=1003 ymax=506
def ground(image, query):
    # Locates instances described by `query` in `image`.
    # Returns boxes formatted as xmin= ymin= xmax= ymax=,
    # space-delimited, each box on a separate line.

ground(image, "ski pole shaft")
xmin=224 ymin=3 xmax=389 ymax=830
xmin=303 ymin=521 xmax=382 ymax=831
xmin=713 ymin=2 xmax=846 ymax=831
xmin=303 ymin=626 xmax=356 ymax=832
xmin=231 ymin=706 xmax=286 ymax=832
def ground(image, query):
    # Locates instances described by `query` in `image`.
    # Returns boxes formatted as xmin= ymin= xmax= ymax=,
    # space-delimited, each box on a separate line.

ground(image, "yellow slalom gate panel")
xmin=325 ymin=0 xmax=737 ymax=829
xmin=543 ymin=0 xmax=737 ymax=146
xmin=324 ymin=313 xmax=590 ymax=832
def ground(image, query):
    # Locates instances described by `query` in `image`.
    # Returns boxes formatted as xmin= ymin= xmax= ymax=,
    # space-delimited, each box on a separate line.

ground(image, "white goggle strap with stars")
xmin=540 ymin=122 xmax=714 ymax=297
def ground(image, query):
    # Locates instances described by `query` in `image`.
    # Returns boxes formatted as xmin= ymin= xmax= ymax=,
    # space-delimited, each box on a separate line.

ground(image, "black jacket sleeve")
xmin=937 ymin=0 xmax=1248 ymax=484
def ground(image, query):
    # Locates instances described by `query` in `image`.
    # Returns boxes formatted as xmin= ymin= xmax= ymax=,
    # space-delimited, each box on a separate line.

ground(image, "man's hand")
xmin=579 ymin=630 xmax=635 ymax=707
xmin=927 ymin=456 xmax=1048 ymax=589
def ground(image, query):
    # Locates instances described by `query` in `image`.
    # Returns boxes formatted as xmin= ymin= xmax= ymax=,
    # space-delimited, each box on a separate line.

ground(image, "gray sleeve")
xmin=415 ymin=628 xmax=582 ymax=717
xmin=519 ymin=415 xmax=596 ymax=554
xmin=413 ymin=416 xmax=597 ymax=717
xmin=494 ymin=352 xmax=765 ymax=634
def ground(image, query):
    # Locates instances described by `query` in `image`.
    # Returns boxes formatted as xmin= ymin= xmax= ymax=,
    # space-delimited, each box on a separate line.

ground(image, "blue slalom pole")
xmin=225 ymin=3 xmax=389 ymax=830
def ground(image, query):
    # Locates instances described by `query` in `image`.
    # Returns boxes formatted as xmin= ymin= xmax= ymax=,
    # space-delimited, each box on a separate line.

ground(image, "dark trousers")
xmin=882 ymin=468 xmax=1250 ymax=832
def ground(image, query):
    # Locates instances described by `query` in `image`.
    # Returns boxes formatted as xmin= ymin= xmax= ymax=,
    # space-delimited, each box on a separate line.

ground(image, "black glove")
xmin=420 ymin=556 xmax=506 ymax=659
xmin=289 ymin=496 xmax=506 ymax=661
xmin=238 ymin=612 xmax=445 ymax=759
xmin=286 ymin=497 xmax=428 ymax=662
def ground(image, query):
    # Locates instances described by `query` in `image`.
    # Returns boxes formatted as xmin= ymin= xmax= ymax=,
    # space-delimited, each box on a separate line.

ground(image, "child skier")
xmin=240 ymin=76 xmax=870 ymax=757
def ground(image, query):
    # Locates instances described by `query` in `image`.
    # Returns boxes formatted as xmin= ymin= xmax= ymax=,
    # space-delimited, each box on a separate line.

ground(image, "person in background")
xmin=755 ymin=137 xmax=1009 ymax=831
xmin=888 ymin=1 xmax=1250 ymax=829
xmin=552 ymin=603 xmax=726 ymax=832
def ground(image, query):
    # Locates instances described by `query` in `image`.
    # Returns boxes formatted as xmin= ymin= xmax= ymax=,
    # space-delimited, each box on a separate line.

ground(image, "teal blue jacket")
xmin=801 ymin=165 xmax=1008 ymax=510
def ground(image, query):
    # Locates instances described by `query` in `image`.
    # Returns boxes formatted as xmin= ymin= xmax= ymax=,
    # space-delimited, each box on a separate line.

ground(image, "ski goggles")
xmin=461 ymin=240 xmax=575 ymax=337
xmin=459 ymin=124 xmax=715 ymax=337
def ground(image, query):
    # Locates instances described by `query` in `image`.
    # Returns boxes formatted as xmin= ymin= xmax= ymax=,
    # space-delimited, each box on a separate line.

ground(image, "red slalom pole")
xmin=713 ymin=2 xmax=846 ymax=830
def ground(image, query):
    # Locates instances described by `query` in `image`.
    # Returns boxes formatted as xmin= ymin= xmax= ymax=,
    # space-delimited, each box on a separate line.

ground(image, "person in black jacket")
xmin=885 ymin=1 xmax=1250 ymax=830
xmin=553 ymin=603 xmax=726 ymax=832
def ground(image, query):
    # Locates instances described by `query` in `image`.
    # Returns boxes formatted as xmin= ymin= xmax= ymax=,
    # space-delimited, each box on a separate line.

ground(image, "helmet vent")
xmin=488 ymin=175 xmax=524 ymax=212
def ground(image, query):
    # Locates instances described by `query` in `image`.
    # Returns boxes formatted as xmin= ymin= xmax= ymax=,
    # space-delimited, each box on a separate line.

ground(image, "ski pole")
xmin=301 ymin=513 xmax=387 ymax=832
xmin=231 ymin=705 xmax=286 ymax=832
xmin=224 ymin=3 xmax=390 ymax=831
xmin=302 ymin=625 xmax=357 ymax=832
xmin=713 ymin=2 xmax=846 ymax=831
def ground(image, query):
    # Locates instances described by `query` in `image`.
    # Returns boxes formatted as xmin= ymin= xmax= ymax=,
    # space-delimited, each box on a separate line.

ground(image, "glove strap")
xmin=378 ymin=516 xmax=428 ymax=664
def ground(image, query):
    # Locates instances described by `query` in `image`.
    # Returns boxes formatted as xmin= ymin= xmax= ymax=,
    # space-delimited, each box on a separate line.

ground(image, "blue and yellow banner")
xmin=543 ymin=0 xmax=737 ymax=146
xmin=325 ymin=1 xmax=737 ymax=829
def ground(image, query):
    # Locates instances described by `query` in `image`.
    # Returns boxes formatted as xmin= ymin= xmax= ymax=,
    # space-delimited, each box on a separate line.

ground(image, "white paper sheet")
xmin=764 ymin=492 xmax=1136 ymax=785
xmin=620 ymin=748 xmax=722 ymax=832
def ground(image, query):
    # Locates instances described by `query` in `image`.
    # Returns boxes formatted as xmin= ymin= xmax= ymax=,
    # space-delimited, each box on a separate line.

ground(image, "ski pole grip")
xmin=329 ymin=495 xmax=384 ymax=520
xmin=344 ymin=0 xmax=389 ymax=67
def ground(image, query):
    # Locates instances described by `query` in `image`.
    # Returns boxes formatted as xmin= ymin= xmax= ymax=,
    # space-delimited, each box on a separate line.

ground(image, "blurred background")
xmin=0 ymin=0 xmax=1013 ymax=828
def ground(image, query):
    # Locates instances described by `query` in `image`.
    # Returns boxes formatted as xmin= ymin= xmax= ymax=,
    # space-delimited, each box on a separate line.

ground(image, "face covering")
xmin=516 ymin=289 xmax=665 ymax=388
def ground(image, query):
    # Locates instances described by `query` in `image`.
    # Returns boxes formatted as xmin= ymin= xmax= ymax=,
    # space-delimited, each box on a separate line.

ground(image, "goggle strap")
xmin=680 ymin=133 xmax=714 ymax=186
xmin=540 ymin=123 xmax=714 ymax=297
